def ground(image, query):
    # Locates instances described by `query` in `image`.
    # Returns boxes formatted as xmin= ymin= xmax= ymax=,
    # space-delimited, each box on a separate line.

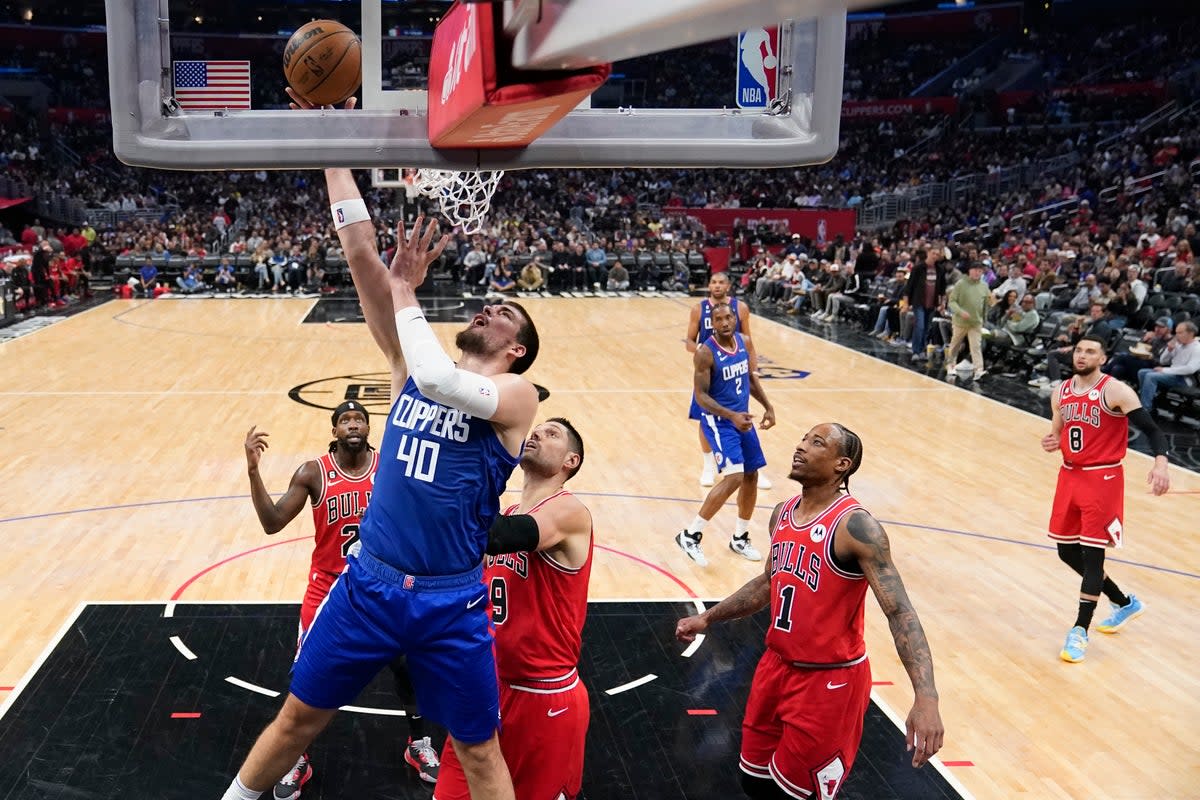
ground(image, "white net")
xmin=413 ymin=169 xmax=504 ymax=235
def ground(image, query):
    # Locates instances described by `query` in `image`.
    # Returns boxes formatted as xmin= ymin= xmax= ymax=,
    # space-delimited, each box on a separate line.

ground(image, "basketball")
xmin=282 ymin=19 xmax=361 ymax=106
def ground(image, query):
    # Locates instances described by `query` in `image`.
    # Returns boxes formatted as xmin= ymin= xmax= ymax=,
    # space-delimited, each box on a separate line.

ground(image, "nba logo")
xmin=403 ymin=575 xmax=415 ymax=590
xmin=736 ymin=27 xmax=779 ymax=109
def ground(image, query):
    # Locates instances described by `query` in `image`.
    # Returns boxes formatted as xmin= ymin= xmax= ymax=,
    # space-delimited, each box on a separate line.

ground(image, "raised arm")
xmin=388 ymin=217 xmax=537 ymax=448
xmin=324 ymin=168 xmax=406 ymax=385
xmin=840 ymin=510 xmax=942 ymax=767
xmin=244 ymin=426 xmax=319 ymax=534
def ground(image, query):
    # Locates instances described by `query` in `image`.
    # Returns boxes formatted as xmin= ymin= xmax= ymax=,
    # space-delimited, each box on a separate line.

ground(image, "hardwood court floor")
xmin=1 ymin=296 xmax=1198 ymax=799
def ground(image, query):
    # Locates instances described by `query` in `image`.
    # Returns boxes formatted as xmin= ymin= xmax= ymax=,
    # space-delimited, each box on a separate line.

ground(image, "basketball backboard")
xmin=105 ymin=0 xmax=859 ymax=172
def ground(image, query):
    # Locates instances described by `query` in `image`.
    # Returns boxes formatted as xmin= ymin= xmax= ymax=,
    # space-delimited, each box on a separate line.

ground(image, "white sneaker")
xmin=757 ymin=473 xmax=773 ymax=490
xmin=729 ymin=534 xmax=762 ymax=561
xmin=699 ymin=468 xmax=715 ymax=487
xmin=1028 ymin=375 xmax=1050 ymax=387
xmin=675 ymin=530 xmax=708 ymax=566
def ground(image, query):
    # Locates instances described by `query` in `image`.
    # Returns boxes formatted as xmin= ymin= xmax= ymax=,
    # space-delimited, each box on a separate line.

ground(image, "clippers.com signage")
xmin=427 ymin=1 xmax=609 ymax=149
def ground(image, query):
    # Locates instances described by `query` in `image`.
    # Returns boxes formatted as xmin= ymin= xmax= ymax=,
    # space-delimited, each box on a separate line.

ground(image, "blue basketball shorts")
xmin=699 ymin=413 xmax=766 ymax=474
xmin=290 ymin=549 xmax=500 ymax=744
xmin=688 ymin=394 xmax=703 ymax=421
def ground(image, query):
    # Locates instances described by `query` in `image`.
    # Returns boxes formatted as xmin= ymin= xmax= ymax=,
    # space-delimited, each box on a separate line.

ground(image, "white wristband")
xmin=331 ymin=199 xmax=371 ymax=230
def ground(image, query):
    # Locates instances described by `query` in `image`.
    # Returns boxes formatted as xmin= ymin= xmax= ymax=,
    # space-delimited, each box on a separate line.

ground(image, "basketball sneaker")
xmin=1096 ymin=595 xmax=1144 ymax=634
xmin=675 ymin=530 xmax=708 ymax=566
xmin=1059 ymin=626 xmax=1088 ymax=663
xmin=274 ymin=753 xmax=312 ymax=800
xmin=758 ymin=473 xmax=773 ymax=490
xmin=729 ymin=534 xmax=762 ymax=561
xmin=699 ymin=468 xmax=715 ymax=487
xmin=404 ymin=736 xmax=440 ymax=784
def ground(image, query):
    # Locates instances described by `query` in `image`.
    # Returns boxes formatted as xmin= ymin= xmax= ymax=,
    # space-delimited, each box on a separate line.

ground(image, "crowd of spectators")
xmin=2 ymin=8 xmax=1198 ymax=429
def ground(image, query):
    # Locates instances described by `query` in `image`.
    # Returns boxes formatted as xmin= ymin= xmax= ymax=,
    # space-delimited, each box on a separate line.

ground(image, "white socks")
xmin=701 ymin=451 xmax=716 ymax=471
xmin=735 ymin=518 xmax=751 ymax=538
xmin=687 ymin=515 xmax=708 ymax=536
xmin=221 ymin=776 xmax=262 ymax=800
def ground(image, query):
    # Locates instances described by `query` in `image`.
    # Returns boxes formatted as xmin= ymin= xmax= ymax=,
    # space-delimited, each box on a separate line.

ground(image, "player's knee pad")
xmin=1079 ymin=545 xmax=1106 ymax=596
xmin=740 ymin=772 xmax=788 ymax=800
xmin=1057 ymin=543 xmax=1083 ymax=571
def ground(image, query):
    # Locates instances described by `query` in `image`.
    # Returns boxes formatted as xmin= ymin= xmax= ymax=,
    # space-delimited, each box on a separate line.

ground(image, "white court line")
xmin=339 ymin=704 xmax=408 ymax=717
xmin=225 ymin=676 xmax=281 ymax=698
xmin=680 ymin=599 xmax=707 ymax=657
xmin=169 ymin=635 xmax=197 ymax=661
xmin=0 ymin=386 xmax=942 ymax=398
xmin=162 ymin=601 xmax=176 ymax=618
xmin=869 ymin=689 xmax=978 ymax=800
xmin=605 ymin=674 xmax=658 ymax=695
xmin=0 ymin=602 xmax=87 ymax=723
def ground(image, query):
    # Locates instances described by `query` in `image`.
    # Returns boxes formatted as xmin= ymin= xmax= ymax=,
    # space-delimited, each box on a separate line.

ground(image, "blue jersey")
xmin=696 ymin=296 xmax=742 ymax=344
xmin=703 ymin=333 xmax=751 ymax=414
xmin=359 ymin=377 xmax=519 ymax=576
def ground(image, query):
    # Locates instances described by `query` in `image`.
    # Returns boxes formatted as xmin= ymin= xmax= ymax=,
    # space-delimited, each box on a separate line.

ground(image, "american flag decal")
xmin=173 ymin=60 xmax=251 ymax=110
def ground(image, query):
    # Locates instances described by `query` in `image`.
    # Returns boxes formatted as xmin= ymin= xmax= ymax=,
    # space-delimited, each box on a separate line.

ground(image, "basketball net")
xmin=413 ymin=169 xmax=503 ymax=235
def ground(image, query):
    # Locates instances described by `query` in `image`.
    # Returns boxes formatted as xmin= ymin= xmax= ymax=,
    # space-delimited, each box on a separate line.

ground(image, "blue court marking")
xmin=4 ymin=491 xmax=1197 ymax=581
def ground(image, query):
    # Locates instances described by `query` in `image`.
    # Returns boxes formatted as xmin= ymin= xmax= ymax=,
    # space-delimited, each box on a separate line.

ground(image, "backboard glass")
xmin=105 ymin=0 xmax=856 ymax=172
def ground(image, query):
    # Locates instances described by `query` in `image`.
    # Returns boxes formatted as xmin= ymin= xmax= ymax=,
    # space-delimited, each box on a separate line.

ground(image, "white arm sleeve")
xmin=394 ymin=308 xmax=501 ymax=419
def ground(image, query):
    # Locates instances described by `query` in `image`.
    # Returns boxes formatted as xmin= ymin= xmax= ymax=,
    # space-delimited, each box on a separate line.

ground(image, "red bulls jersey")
xmin=485 ymin=490 xmax=592 ymax=682
xmin=766 ymin=493 xmax=868 ymax=666
xmin=1057 ymin=375 xmax=1127 ymax=467
xmin=310 ymin=450 xmax=377 ymax=575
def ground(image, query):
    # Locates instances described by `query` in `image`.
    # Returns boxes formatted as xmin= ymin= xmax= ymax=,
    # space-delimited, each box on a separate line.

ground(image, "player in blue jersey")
xmin=686 ymin=273 xmax=770 ymax=488
xmin=676 ymin=302 xmax=776 ymax=567
xmin=220 ymin=142 xmax=538 ymax=800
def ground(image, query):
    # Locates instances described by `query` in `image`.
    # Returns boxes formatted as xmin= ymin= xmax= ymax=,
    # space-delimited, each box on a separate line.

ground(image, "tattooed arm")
xmin=839 ymin=509 xmax=944 ymax=767
xmin=675 ymin=503 xmax=782 ymax=642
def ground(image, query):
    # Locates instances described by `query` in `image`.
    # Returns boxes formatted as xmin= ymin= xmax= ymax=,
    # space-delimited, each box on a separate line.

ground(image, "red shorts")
xmin=434 ymin=671 xmax=588 ymax=800
xmin=740 ymin=649 xmax=872 ymax=800
xmin=297 ymin=569 xmax=340 ymax=648
xmin=1048 ymin=464 xmax=1124 ymax=549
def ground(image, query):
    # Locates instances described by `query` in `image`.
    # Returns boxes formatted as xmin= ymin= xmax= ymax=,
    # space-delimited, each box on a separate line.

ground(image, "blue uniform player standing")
xmin=685 ymin=273 xmax=768 ymax=488
xmin=676 ymin=302 xmax=775 ymax=567
xmin=221 ymin=121 xmax=539 ymax=800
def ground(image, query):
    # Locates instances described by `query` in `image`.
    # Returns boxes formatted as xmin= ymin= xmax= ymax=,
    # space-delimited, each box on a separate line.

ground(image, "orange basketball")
xmin=283 ymin=19 xmax=361 ymax=106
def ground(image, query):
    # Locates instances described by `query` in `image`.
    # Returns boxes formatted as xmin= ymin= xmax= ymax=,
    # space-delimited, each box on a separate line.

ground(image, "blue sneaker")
xmin=1060 ymin=626 xmax=1088 ymax=663
xmin=1096 ymin=595 xmax=1144 ymax=634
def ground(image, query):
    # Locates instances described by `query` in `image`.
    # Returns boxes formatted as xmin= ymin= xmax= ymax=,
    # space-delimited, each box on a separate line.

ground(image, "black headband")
xmin=331 ymin=400 xmax=369 ymax=427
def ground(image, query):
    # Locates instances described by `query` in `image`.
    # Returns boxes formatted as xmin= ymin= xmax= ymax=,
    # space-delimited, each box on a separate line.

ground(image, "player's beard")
xmin=338 ymin=434 xmax=369 ymax=454
xmin=1072 ymin=364 xmax=1100 ymax=379
xmin=455 ymin=326 xmax=488 ymax=355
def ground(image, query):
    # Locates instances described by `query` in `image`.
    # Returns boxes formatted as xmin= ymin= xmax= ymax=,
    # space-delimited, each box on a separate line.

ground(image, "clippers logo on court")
xmin=736 ymin=26 xmax=779 ymax=109
xmin=289 ymin=372 xmax=393 ymax=415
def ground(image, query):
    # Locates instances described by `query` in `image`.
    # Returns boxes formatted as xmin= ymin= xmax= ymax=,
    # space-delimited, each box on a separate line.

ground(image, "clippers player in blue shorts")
xmin=686 ymin=273 xmax=767 ymax=488
xmin=242 ymin=403 xmax=442 ymax=798
xmin=676 ymin=302 xmax=775 ymax=566
xmin=220 ymin=142 xmax=539 ymax=800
